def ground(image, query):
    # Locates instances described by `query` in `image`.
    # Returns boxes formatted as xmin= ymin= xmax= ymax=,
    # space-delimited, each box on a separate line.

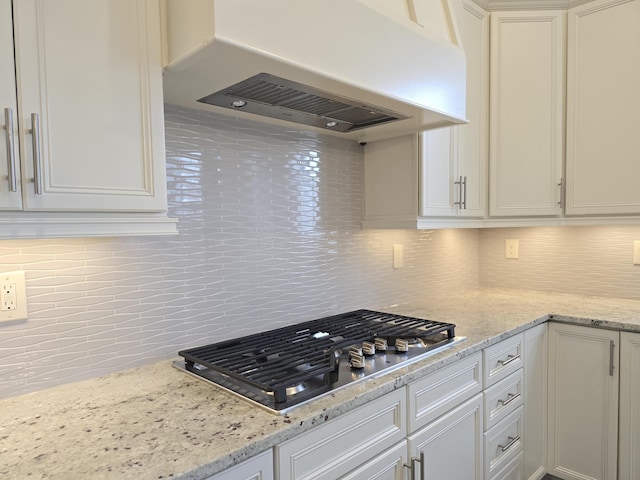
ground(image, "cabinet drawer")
xmin=483 ymin=369 xmax=523 ymax=431
xmin=408 ymin=352 xmax=482 ymax=432
xmin=339 ymin=440 xmax=406 ymax=480
xmin=484 ymin=406 xmax=524 ymax=479
xmin=275 ymin=389 xmax=406 ymax=480
xmin=483 ymin=334 xmax=524 ymax=387
xmin=490 ymin=451 xmax=524 ymax=480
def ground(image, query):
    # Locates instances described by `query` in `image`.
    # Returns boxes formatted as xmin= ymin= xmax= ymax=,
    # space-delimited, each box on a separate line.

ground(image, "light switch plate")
xmin=0 ymin=271 xmax=28 ymax=322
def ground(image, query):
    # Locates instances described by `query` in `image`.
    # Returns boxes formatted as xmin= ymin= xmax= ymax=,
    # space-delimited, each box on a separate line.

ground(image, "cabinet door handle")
xmin=497 ymin=353 xmax=520 ymax=367
xmin=610 ymin=340 xmax=615 ymax=376
xmin=405 ymin=451 xmax=425 ymax=480
xmin=454 ymin=176 xmax=463 ymax=208
xmin=498 ymin=435 xmax=520 ymax=452
xmin=3 ymin=108 xmax=17 ymax=192
xmin=461 ymin=175 xmax=467 ymax=210
xmin=498 ymin=392 xmax=520 ymax=407
xmin=30 ymin=113 xmax=42 ymax=195
xmin=557 ymin=177 xmax=564 ymax=209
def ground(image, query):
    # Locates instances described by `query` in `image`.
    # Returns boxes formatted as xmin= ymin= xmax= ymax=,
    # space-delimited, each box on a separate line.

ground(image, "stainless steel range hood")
xmin=161 ymin=0 xmax=467 ymax=143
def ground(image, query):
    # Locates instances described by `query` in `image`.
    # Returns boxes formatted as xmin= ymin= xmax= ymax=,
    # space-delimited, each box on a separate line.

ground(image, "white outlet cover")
xmin=634 ymin=241 xmax=640 ymax=265
xmin=0 ymin=271 xmax=28 ymax=322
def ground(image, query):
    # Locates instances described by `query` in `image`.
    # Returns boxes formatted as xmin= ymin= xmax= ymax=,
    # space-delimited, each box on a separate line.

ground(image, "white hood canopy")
xmin=162 ymin=0 xmax=467 ymax=143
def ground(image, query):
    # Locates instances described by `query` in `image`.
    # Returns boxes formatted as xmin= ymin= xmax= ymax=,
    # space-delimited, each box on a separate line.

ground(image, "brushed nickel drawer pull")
xmin=498 ymin=435 xmax=520 ymax=452
xmin=498 ymin=392 xmax=520 ymax=407
xmin=497 ymin=354 xmax=520 ymax=367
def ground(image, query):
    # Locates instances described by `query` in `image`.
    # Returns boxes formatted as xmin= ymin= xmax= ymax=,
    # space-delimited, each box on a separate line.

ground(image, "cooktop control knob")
xmin=374 ymin=337 xmax=388 ymax=352
xmin=362 ymin=341 xmax=375 ymax=356
xmin=395 ymin=338 xmax=409 ymax=353
xmin=349 ymin=352 xmax=365 ymax=369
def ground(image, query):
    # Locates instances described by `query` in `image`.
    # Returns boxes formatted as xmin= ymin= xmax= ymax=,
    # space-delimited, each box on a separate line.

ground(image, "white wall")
xmin=0 ymin=106 xmax=480 ymax=399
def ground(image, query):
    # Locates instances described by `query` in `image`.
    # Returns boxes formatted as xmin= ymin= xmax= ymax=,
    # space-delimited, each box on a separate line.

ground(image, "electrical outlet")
xmin=505 ymin=239 xmax=519 ymax=259
xmin=634 ymin=241 xmax=640 ymax=265
xmin=0 ymin=271 xmax=27 ymax=322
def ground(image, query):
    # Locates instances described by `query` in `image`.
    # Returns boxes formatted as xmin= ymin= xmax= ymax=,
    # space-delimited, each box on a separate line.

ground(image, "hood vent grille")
xmin=198 ymin=73 xmax=409 ymax=133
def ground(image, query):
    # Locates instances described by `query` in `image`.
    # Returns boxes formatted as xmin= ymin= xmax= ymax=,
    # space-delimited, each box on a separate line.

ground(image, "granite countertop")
xmin=2 ymin=288 xmax=640 ymax=480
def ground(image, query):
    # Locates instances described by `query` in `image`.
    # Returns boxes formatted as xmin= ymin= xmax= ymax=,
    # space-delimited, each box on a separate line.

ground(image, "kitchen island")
xmin=2 ymin=288 xmax=640 ymax=480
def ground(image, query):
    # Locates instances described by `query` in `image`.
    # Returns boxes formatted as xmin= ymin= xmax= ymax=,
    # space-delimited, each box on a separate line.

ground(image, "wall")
xmin=480 ymin=226 xmax=640 ymax=300
xmin=0 ymin=106 xmax=480 ymax=399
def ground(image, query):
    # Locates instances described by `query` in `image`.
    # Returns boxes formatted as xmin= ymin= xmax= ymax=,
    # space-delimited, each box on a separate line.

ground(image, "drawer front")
xmin=339 ymin=440 xmax=407 ymax=480
xmin=483 ymin=334 xmax=524 ymax=387
xmin=484 ymin=406 xmax=524 ymax=478
xmin=276 ymin=389 xmax=406 ymax=480
xmin=490 ymin=451 xmax=524 ymax=480
xmin=483 ymin=369 xmax=524 ymax=430
xmin=408 ymin=352 xmax=483 ymax=432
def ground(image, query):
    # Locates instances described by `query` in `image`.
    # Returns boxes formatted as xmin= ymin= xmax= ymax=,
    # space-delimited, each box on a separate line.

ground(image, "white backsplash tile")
xmin=479 ymin=226 xmax=640 ymax=299
xmin=0 ymin=106 xmax=479 ymax=399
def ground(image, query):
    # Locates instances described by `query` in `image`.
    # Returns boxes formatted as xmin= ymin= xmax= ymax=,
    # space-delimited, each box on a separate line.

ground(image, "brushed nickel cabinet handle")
xmin=497 ymin=354 xmax=520 ymax=367
xmin=610 ymin=340 xmax=615 ymax=377
xmin=498 ymin=435 xmax=520 ymax=452
xmin=498 ymin=392 xmax=521 ymax=407
xmin=4 ymin=108 xmax=17 ymax=192
xmin=30 ymin=113 xmax=42 ymax=195
xmin=462 ymin=175 xmax=467 ymax=210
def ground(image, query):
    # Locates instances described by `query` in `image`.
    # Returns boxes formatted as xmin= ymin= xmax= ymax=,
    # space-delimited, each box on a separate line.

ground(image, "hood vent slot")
xmin=198 ymin=73 xmax=409 ymax=133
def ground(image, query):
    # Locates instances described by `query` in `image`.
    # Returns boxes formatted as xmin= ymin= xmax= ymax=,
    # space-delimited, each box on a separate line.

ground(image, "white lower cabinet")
xmin=409 ymin=393 xmax=484 ymax=480
xmin=619 ymin=332 xmax=640 ymax=480
xmin=523 ymin=324 xmax=547 ymax=480
xmin=204 ymin=450 xmax=273 ymax=480
xmin=547 ymin=323 xmax=619 ymax=480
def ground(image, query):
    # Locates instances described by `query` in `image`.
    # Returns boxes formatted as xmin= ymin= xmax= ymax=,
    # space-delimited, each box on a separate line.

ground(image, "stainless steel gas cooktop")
xmin=174 ymin=309 xmax=465 ymax=414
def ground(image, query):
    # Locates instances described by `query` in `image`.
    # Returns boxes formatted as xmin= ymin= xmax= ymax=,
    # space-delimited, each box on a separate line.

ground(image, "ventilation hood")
xmin=162 ymin=0 xmax=467 ymax=143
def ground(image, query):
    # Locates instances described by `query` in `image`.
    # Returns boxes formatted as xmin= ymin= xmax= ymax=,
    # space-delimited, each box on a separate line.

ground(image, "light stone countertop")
xmin=2 ymin=288 xmax=640 ymax=480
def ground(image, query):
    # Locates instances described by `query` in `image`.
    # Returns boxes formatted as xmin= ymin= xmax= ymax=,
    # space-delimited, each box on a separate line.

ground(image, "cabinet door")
xmin=0 ymin=0 xmax=22 ymax=210
xmin=420 ymin=0 xmax=488 ymax=219
xmin=547 ymin=323 xmax=618 ymax=480
xmin=619 ymin=332 xmax=640 ymax=480
xmin=13 ymin=0 xmax=167 ymax=212
xmin=489 ymin=11 xmax=564 ymax=217
xmin=565 ymin=0 xmax=640 ymax=215
xmin=408 ymin=393 xmax=483 ymax=480
xmin=455 ymin=0 xmax=488 ymax=219
xmin=523 ymin=323 xmax=547 ymax=480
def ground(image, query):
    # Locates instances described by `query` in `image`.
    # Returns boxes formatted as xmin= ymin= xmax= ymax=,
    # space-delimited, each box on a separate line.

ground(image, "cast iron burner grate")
xmin=177 ymin=309 xmax=462 ymax=413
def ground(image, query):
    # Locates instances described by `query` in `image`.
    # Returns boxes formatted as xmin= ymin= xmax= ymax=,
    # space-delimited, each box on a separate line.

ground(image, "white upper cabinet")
xmin=1 ymin=0 xmax=176 ymax=237
xmin=489 ymin=10 xmax=565 ymax=217
xmin=421 ymin=0 xmax=488 ymax=220
xmin=565 ymin=0 xmax=640 ymax=216
xmin=362 ymin=0 xmax=488 ymax=228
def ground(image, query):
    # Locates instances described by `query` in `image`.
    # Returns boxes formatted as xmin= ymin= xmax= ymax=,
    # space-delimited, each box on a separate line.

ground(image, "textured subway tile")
xmin=0 ymin=105 xmax=482 ymax=399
